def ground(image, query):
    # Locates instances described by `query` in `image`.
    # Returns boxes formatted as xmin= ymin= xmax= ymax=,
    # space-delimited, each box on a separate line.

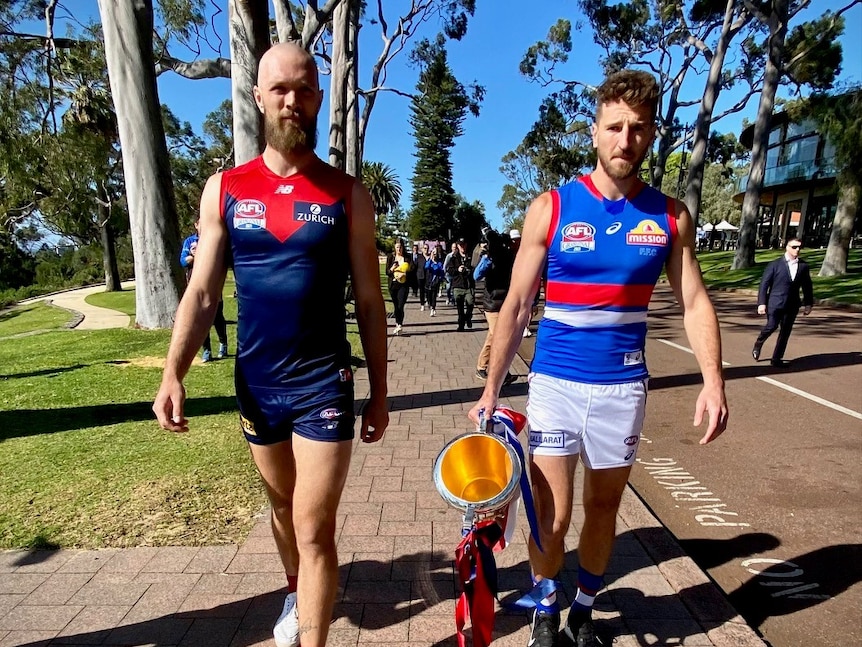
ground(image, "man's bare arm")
xmin=665 ymin=199 xmax=728 ymax=444
xmin=347 ymin=179 xmax=389 ymax=442
xmin=468 ymin=193 xmax=551 ymax=425
xmin=153 ymin=173 xmax=229 ymax=431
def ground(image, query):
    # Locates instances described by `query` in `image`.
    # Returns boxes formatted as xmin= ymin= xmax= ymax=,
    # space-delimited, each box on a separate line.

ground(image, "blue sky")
xmin=72 ymin=1 xmax=862 ymax=230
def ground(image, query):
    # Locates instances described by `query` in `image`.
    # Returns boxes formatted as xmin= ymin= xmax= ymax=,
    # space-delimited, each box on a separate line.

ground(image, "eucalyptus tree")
xmin=498 ymin=96 xmax=594 ymax=222
xmin=0 ymin=3 xmax=124 ymax=289
xmin=732 ymin=3 xmax=852 ymax=269
xmin=522 ymin=1 xmax=762 ymax=194
xmin=48 ymin=30 xmax=126 ymax=291
xmin=97 ymin=0 xmax=184 ymax=327
xmin=785 ymin=88 xmax=861 ymax=276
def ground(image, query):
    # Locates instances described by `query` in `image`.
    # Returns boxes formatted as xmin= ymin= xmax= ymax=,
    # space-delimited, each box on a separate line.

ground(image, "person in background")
xmin=180 ymin=215 xmax=228 ymax=362
xmin=473 ymin=227 xmax=517 ymax=386
xmin=425 ymin=246 xmax=446 ymax=317
xmin=407 ymin=242 xmax=420 ymax=298
xmin=446 ymin=238 xmax=474 ymax=332
xmin=752 ymin=237 xmax=814 ymax=367
xmin=386 ymin=239 xmax=411 ymax=335
xmin=415 ymin=243 xmax=430 ymax=311
xmin=507 ymin=228 xmax=537 ymax=338
xmin=443 ymin=241 xmax=457 ymax=305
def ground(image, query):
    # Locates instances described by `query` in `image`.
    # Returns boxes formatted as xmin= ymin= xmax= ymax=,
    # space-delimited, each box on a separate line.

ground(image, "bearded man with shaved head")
xmin=154 ymin=42 xmax=389 ymax=647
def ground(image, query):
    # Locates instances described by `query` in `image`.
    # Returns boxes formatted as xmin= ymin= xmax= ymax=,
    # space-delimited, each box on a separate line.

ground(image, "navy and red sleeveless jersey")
xmin=220 ymin=156 xmax=355 ymax=390
xmin=532 ymin=176 xmax=678 ymax=384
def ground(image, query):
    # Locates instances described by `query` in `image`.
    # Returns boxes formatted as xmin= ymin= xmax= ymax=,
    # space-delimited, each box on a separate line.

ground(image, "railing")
xmin=735 ymin=157 xmax=838 ymax=194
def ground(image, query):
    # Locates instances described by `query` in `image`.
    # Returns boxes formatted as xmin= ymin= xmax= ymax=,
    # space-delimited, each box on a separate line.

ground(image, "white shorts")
xmin=526 ymin=372 xmax=647 ymax=469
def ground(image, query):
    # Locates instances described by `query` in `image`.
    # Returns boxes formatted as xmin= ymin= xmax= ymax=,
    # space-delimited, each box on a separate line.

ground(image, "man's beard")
xmin=263 ymin=111 xmax=318 ymax=155
xmin=598 ymin=148 xmax=647 ymax=181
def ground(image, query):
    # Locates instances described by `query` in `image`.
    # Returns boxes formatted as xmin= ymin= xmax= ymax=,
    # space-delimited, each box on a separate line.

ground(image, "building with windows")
xmin=733 ymin=111 xmax=842 ymax=249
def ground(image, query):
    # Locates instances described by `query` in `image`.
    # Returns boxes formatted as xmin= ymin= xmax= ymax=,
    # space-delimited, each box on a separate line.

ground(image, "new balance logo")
xmin=275 ymin=184 xmax=294 ymax=194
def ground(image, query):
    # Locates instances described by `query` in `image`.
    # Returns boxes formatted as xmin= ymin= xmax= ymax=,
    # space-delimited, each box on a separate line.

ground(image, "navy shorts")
xmin=236 ymin=377 xmax=355 ymax=445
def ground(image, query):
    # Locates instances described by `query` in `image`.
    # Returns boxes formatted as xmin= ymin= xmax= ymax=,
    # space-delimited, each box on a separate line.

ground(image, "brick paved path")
xmin=0 ymin=296 xmax=764 ymax=647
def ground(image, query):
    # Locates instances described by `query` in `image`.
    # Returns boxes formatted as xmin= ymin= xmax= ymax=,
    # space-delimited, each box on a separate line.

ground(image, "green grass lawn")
xmin=0 ymin=325 xmax=263 ymax=549
xmin=0 ymin=265 xmax=391 ymax=549
xmin=86 ymin=289 xmax=137 ymax=316
xmin=694 ymin=248 xmax=862 ymax=305
xmin=0 ymin=302 xmax=77 ymax=338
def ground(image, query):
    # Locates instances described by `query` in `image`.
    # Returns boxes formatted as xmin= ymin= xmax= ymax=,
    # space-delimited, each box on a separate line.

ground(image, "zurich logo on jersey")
xmin=234 ymin=199 xmax=267 ymax=230
xmin=294 ymin=201 xmax=339 ymax=225
xmin=561 ymin=222 xmax=596 ymax=253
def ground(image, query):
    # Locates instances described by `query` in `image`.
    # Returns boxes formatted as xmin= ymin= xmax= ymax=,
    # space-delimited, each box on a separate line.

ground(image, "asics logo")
xmin=606 ymin=221 xmax=623 ymax=235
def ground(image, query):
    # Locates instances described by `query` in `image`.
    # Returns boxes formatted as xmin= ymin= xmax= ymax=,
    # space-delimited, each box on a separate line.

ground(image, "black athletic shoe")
xmin=502 ymin=373 xmax=517 ymax=386
xmin=527 ymin=609 xmax=559 ymax=647
xmin=560 ymin=617 xmax=603 ymax=647
xmin=752 ymin=346 xmax=761 ymax=361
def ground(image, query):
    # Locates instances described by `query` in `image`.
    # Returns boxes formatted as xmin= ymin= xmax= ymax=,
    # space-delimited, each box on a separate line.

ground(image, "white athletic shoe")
xmin=523 ymin=327 xmax=533 ymax=337
xmin=430 ymin=309 xmax=436 ymax=317
xmin=274 ymin=592 xmax=299 ymax=647
xmin=420 ymin=305 xmax=425 ymax=311
xmin=394 ymin=324 xmax=403 ymax=335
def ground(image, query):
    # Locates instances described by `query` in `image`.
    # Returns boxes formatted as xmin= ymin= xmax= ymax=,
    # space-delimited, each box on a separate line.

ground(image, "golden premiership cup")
xmin=433 ymin=431 xmax=521 ymax=523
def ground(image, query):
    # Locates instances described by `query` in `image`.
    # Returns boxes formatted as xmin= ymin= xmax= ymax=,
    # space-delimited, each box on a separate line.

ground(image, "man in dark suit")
xmin=753 ymin=237 xmax=814 ymax=367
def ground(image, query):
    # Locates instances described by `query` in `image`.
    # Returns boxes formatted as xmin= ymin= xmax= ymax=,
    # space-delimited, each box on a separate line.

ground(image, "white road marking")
xmin=656 ymin=338 xmax=862 ymax=420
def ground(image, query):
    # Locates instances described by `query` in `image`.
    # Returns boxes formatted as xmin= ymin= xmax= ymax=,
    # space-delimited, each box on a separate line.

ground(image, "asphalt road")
xmin=517 ymin=285 xmax=862 ymax=647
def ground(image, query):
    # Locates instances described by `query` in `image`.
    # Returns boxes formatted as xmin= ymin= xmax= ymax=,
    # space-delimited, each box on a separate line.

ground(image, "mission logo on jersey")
xmin=294 ymin=200 xmax=341 ymax=226
xmin=626 ymin=219 xmax=668 ymax=246
xmin=233 ymin=199 xmax=267 ymax=230
xmin=560 ymin=221 xmax=596 ymax=253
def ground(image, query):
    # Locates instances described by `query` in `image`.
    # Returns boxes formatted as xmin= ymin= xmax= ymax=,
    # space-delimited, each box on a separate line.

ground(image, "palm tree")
xmin=361 ymin=161 xmax=402 ymax=217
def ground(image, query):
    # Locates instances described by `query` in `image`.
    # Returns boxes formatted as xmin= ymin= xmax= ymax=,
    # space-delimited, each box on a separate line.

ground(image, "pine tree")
xmin=407 ymin=36 xmax=482 ymax=241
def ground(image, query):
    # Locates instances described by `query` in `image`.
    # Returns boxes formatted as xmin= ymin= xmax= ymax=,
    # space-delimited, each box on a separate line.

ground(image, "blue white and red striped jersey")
xmin=221 ymin=156 xmax=355 ymax=389
xmin=531 ymin=176 xmax=678 ymax=384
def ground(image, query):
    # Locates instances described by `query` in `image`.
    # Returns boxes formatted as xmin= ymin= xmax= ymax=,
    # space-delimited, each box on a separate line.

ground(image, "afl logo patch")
xmin=234 ymin=199 xmax=267 ymax=230
xmin=626 ymin=219 xmax=668 ymax=246
xmin=560 ymin=222 xmax=596 ymax=253
xmin=624 ymin=435 xmax=639 ymax=446
xmin=320 ymin=408 xmax=342 ymax=420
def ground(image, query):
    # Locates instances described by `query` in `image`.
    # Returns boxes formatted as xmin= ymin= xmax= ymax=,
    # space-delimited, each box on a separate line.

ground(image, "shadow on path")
xmin=6 ymin=530 xmax=806 ymax=647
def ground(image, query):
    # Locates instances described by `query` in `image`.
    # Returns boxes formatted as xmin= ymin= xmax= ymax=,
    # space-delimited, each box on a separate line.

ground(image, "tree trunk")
xmin=819 ymin=170 xmax=859 ymax=276
xmin=732 ymin=1 xmax=787 ymax=270
xmin=98 ymin=200 xmax=122 ymax=292
xmin=97 ymin=0 xmax=184 ymax=328
xmin=652 ymin=71 xmax=686 ymax=189
xmin=229 ymin=0 xmax=270 ymax=165
xmin=345 ymin=2 xmax=360 ymax=177
xmin=328 ymin=0 xmax=349 ymax=170
xmin=272 ymin=0 xmax=300 ymax=43
xmin=685 ymin=0 xmax=738 ymax=225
